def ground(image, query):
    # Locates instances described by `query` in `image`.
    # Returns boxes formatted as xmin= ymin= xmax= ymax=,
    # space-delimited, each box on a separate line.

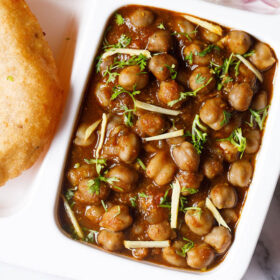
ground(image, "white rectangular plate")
xmin=0 ymin=1 xmax=279 ymax=280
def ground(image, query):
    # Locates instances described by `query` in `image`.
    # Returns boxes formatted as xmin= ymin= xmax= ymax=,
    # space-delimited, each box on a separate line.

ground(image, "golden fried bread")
xmin=0 ymin=0 xmax=64 ymax=186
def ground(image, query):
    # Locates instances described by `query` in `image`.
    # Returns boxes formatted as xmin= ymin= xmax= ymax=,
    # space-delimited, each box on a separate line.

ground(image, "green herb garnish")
xmin=137 ymin=158 xmax=146 ymax=170
xmin=168 ymin=77 xmax=213 ymax=107
xmin=185 ymin=52 xmax=193 ymax=65
xmin=115 ymin=13 xmax=125 ymax=25
xmin=101 ymin=200 xmax=108 ymax=212
xmin=176 ymin=238 xmax=194 ymax=257
xmin=65 ymin=186 xmax=77 ymax=201
xmin=218 ymin=128 xmax=246 ymax=158
xmin=247 ymin=106 xmax=269 ymax=130
xmin=191 ymin=115 xmax=207 ymax=154
xmin=165 ymin=64 xmax=177 ymax=80
xmin=220 ymin=111 xmax=232 ymax=126
xmin=129 ymin=196 xmax=137 ymax=207
xmin=138 ymin=192 xmax=149 ymax=198
xmin=196 ymin=44 xmax=220 ymax=57
xmin=157 ymin=23 xmax=165 ymax=30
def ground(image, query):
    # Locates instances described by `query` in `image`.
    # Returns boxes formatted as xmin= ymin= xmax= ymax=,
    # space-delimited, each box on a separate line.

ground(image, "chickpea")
xmin=228 ymin=160 xmax=253 ymax=187
xmin=218 ymin=140 xmax=239 ymax=163
xmin=202 ymin=156 xmax=223 ymax=179
xmin=162 ymin=241 xmax=187 ymax=267
xmin=85 ymin=205 xmax=105 ymax=224
xmin=148 ymin=54 xmax=178 ymax=81
xmin=173 ymin=17 xmax=196 ymax=40
xmin=245 ymin=130 xmax=260 ymax=154
xmin=189 ymin=67 xmax=216 ymax=95
xmin=136 ymin=112 xmax=166 ymax=136
xmin=251 ymin=90 xmax=267 ymax=111
xmin=99 ymin=205 xmax=133 ymax=231
xmin=187 ymin=243 xmax=215 ymax=269
xmin=146 ymin=151 xmax=177 ymax=186
xmin=183 ymin=42 xmax=211 ymax=66
xmin=148 ymin=221 xmax=171 ymax=241
xmin=147 ymin=30 xmax=173 ymax=53
xmin=106 ymin=164 xmax=138 ymax=193
xmin=228 ymin=83 xmax=253 ymax=111
xmin=185 ymin=207 xmax=214 ymax=236
xmin=210 ymin=183 xmax=237 ymax=209
xmin=250 ymin=42 xmax=276 ymax=71
xmin=98 ymin=229 xmax=124 ymax=251
xmin=67 ymin=164 xmax=96 ymax=187
xmin=129 ymin=8 xmax=154 ymax=27
xmin=221 ymin=209 xmax=238 ymax=224
xmin=172 ymin=142 xmax=200 ymax=172
xmin=95 ymin=83 xmax=111 ymax=108
xmin=132 ymin=248 xmax=149 ymax=260
xmin=157 ymin=80 xmax=184 ymax=109
xmin=228 ymin=30 xmax=251 ymax=54
xmin=118 ymin=131 xmax=140 ymax=163
xmin=201 ymin=29 xmax=220 ymax=43
xmin=118 ymin=65 xmax=149 ymax=91
xmin=199 ymin=97 xmax=227 ymax=130
xmin=176 ymin=171 xmax=203 ymax=195
xmin=205 ymin=226 xmax=232 ymax=254
xmin=74 ymin=179 xmax=110 ymax=205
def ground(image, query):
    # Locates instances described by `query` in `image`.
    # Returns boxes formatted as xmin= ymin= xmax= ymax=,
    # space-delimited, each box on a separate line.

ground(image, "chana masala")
xmin=58 ymin=5 xmax=276 ymax=271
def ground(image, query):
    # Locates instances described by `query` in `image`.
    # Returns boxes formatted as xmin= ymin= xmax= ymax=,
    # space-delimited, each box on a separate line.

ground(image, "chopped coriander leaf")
xmin=87 ymin=178 xmax=100 ymax=195
xmin=243 ymin=49 xmax=255 ymax=58
xmin=130 ymin=196 xmax=137 ymax=207
xmin=7 ymin=75 xmax=14 ymax=82
xmin=84 ymin=158 xmax=107 ymax=175
xmin=84 ymin=229 xmax=98 ymax=243
xmin=159 ymin=188 xmax=171 ymax=206
xmin=103 ymin=34 xmax=131 ymax=50
xmin=74 ymin=163 xmax=80 ymax=169
xmin=195 ymin=73 xmax=206 ymax=84
xmin=101 ymin=200 xmax=108 ymax=212
xmin=185 ymin=52 xmax=193 ymax=65
xmin=218 ymin=128 xmax=246 ymax=158
xmin=176 ymin=238 xmax=194 ymax=257
xmin=185 ymin=206 xmax=202 ymax=218
xmin=209 ymin=61 xmax=222 ymax=76
xmin=111 ymin=85 xmax=141 ymax=105
xmin=234 ymin=60 xmax=241 ymax=77
xmin=105 ymin=176 xmax=120 ymax=185
xmin=168 ymin=77 xmax=213 ymax=107
xmin=84 ymin=158 xmax=107 ymax=165
xmin=181 ymin=187 xmax=199 ymax=194
xmin=121 ymin=105 xmax=134 ymax=127
xmin=248 ymin=106 xmax=269 ymax=130
xmin=138 ymin=192 xmax=149 ymax=198
xmin=65 ymin=186 xmax=78 ymax=201
xmin=217 ymin=76 xmax=233 ymax=91
xmin=103 ymin=66 xmax=119 ymax=84
xmin=157 ymin=23 xmax=165 ymax=30
xmin=165 ymin=64 xmax=177 ymax=80
xmin=111 ymin=54 xmax=148 ymax=71
xmin=137 ymin=158 xmax=146 ymax=170
xmin=196 ymin=44 xmax=220 ymax=57
xmin=113 ymin=186 xmax=124 ymax=192
xmin=171 ymin=27 xmax=198 ymax=42
xmin=115 ymin=13 xmax=125 ymax=25
xmin=191 ymin=114 xmax=207 ymax=154
xmin=179 ymin=196 xmax=188 ymax=212
xmin=223 ymin=53 xmax=234 ymax=76
xmin=220 ymin=111 xmax=232 ymax=126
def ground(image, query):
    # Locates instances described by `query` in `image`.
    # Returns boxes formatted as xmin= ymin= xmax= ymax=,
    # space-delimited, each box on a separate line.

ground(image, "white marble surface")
xmin=1 ymin=179 xmax=279 ymax=280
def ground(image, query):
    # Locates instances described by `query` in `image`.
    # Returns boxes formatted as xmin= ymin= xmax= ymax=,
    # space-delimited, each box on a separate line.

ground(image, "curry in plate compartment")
xmin=59 ymin=5 xmax=276 ymax=271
